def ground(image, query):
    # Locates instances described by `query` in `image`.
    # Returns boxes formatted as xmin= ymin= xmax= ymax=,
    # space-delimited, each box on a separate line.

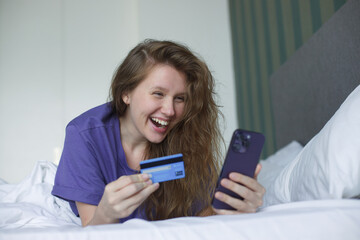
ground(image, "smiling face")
xmin=121 ymin=64 xmax=187 ymax=144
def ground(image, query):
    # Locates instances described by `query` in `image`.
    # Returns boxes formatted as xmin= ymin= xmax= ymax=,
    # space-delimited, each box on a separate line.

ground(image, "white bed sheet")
xmin=1 ymin=149 xmax=360 ymax=240
xmin=1 ymin=199 xmax=360 ymax=240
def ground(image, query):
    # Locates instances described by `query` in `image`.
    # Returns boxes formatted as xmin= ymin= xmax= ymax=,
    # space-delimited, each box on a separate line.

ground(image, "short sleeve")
xmin=52 ymin=124 xmax=106 ymax=216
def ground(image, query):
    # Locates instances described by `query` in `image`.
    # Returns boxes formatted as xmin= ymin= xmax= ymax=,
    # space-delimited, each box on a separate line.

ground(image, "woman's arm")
xmin=76 ymin=202 xmax=118 ymax=226
xmin=76 ymin=174 xmax=159 ymax=226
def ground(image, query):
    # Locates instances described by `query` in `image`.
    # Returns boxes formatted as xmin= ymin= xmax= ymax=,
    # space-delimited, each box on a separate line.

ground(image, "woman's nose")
xmin=161 ymin=98 xmax=175 ymax=117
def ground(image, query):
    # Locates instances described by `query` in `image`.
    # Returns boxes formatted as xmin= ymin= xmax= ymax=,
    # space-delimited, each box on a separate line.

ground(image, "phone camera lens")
xmin=232 ymin=132 xmax=250 ymax=153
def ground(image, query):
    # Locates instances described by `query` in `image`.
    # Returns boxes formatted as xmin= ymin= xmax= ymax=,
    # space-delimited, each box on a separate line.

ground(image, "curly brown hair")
xmin=110 ymin=39 xmax=224 ymax=220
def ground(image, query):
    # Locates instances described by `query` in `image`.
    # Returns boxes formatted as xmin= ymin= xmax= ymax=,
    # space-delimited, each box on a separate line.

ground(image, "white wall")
xmin=0 ymin=0 xmax=236 ymax=183
xmin=138 ymin=0 xmax=236 ymax=148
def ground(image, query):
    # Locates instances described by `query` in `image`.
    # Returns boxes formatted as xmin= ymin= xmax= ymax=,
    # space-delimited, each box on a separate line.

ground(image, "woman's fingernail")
xmin=221 ymin=178 xmax=230 ymax=187
xmin=142 ymin=173 xmax=152 ymax=180
xmin=215 ymin=192 xmax=224 ymax=200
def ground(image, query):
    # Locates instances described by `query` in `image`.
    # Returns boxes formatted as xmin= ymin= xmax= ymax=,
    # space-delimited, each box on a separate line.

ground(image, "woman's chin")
xmin=145 ymin=131 xmax=167 ymax=144
xmin=148 ymin=137 xmax=166 ymax=144
xmin=146 ymin=123 xmax=170 ymax=143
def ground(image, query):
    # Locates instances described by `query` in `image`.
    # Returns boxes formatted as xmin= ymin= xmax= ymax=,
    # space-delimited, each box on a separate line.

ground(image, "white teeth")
xmin=151 ymin=117 xmax=169 ymax=126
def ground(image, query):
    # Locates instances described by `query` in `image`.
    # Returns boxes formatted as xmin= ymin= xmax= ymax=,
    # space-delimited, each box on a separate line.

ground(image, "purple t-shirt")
xmin=51 ymin=103 xmax=144 ymax=223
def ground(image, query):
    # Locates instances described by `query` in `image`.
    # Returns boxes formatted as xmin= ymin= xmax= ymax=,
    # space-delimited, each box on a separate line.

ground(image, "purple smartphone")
xmin=212 ymin=129 xmax=265 ymax=210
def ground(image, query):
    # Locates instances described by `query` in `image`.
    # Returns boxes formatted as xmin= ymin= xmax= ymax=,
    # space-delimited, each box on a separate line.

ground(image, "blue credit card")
xmin=140 ymin=153 xmax=185 ymax=183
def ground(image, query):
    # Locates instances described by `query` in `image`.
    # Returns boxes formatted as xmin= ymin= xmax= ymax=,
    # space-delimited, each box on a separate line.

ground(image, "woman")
xmin=52 ymin=39 xmax=265 ymax=226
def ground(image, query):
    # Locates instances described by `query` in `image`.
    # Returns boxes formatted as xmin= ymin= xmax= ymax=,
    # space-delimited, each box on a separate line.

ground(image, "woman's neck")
xmin=119 ymin=116 xmax=148 ymax=171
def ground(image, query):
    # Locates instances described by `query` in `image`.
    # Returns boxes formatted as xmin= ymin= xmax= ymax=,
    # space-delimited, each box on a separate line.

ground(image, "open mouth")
xmin=151 ymin=117 xmax=169 ymax=128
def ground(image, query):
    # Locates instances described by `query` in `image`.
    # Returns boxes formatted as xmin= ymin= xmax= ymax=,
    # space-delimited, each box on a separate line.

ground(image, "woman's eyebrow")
xmin=150 ymin=86 xmax=186 ymax=96
xmin=150 ymin=86 xmax=167 ymax=92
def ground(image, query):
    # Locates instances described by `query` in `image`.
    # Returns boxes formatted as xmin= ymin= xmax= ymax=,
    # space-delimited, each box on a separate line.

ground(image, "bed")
xmin=1 ymin=0 xmax=360 ymax=239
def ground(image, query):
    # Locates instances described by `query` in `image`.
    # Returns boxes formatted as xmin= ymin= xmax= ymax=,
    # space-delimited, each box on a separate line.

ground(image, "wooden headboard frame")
xmin=270 ymin=0 xmax=360 ymax=149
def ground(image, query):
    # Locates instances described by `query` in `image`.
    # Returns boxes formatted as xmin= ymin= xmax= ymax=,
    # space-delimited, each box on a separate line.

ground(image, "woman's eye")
xmin=153 ymin=92 xmax=164 ymax=97
xmin=175 ymin=96 xmax=185 ymax=102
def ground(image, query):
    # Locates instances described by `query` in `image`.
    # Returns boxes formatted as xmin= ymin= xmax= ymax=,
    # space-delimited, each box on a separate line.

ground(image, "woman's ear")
xmin=122 ymin=93 xmax=130 ymax=105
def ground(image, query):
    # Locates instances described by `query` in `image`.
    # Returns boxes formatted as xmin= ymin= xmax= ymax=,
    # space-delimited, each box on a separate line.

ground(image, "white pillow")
xmin=258 ymin=141 xmax=303 ymax=207
xmin=270 ymin=84 xmax=360 ymax=205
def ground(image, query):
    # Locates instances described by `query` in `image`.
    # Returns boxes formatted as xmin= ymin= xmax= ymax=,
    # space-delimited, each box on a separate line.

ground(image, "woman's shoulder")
xmin=67 ymin=103 xmax=117 ymax=132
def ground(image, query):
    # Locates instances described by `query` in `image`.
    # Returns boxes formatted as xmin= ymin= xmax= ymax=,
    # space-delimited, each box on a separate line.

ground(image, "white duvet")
xmin=1 ymin=143 xmax=360 ymax=240
xmin=0 ymin=161 xmax=81 ymax=229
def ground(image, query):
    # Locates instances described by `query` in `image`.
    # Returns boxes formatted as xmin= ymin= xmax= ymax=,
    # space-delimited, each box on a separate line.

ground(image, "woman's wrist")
xmin=85 ymin=205 xmax=118 ymax=226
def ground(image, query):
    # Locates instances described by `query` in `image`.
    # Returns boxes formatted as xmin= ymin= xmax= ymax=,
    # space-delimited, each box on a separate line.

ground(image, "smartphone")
xmin=212 ymin=129 xmax=265 ymax=210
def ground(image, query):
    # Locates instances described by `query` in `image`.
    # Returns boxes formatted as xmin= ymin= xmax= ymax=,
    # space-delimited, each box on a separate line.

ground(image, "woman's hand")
xmin=213 ymin=164 xmax=265 ymax=215
xmin=76 ymin=173 xmax=159 ymax=226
